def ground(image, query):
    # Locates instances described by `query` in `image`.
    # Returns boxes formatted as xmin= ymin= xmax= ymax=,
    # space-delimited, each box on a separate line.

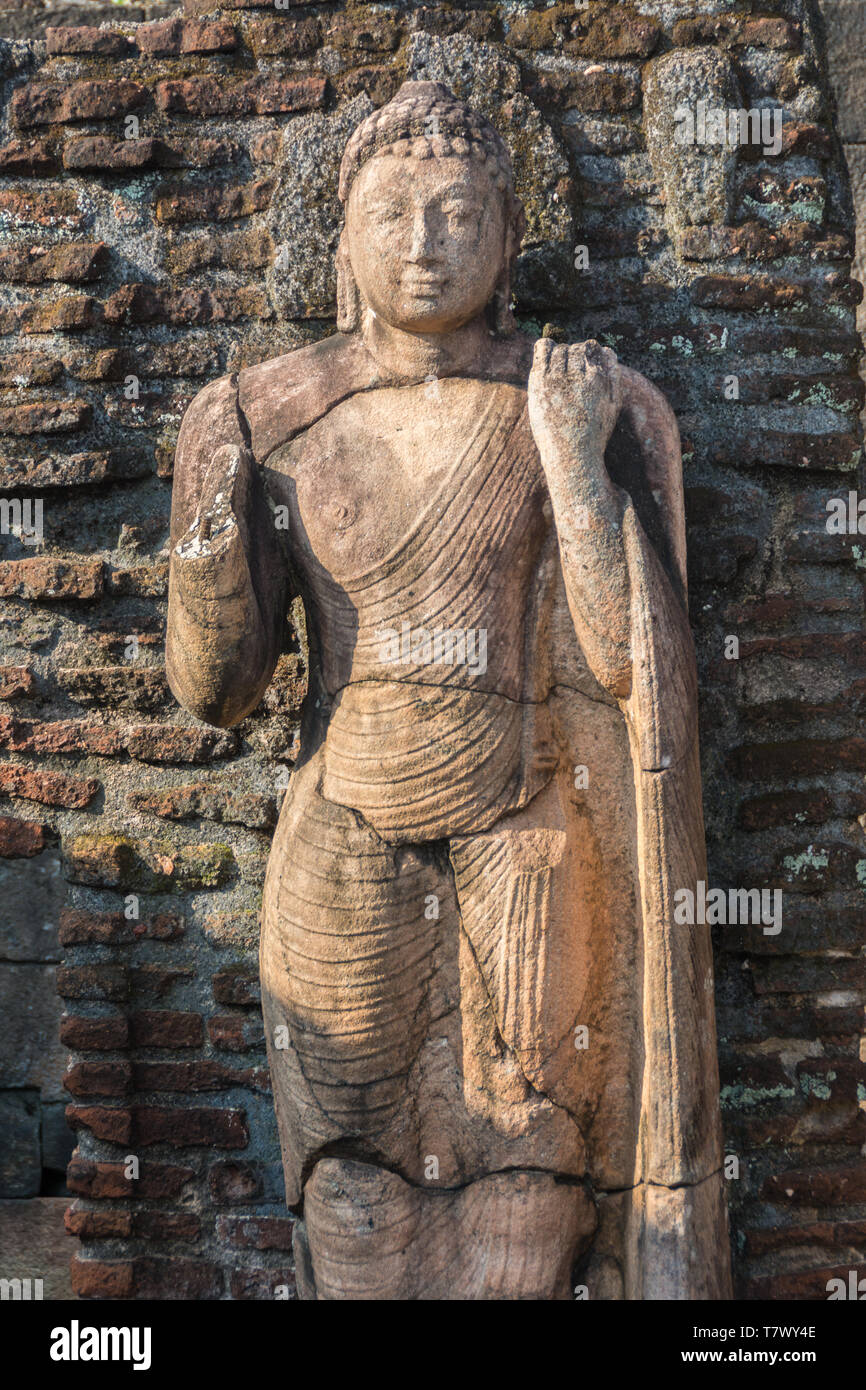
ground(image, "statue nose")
xmin=408 ymin=210 xmax=438 ymax=262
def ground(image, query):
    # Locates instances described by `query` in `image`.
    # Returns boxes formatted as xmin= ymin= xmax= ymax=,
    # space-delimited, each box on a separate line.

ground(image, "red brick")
xmin=57 ymin=964 xmax=129 ymax=1002
xmin=137 ymin=18 xmax=237 ymax=55
xmin=0 ymin=764 xmax=99 ymax=809
xmin=133 ymin=1060 xmax=259 ymax=1092
xmin=125 ymin=725 xmax=238 ymax=763
xmin=65 ymin=1205 xmax=133 ymax=1239
xmin=0 ymin=400 xmax=92 ymax=435
xmin=155 ymin=74 xmax=326 ymax=118
xmin=67 ymin=1156 xmax=195 ymax=1199
xmin=70 ymin=1255 xmax=134 ymax=1299
xmin=59 ymin=908 xmax=184 ymax=945
xmin=217 ymin=1214 xmax=295 ymax=1251
xmin=0 ymin=188 xmax=82 ymax=229
xmin=46 ymin=26 xmax=134 ymax=57
xmin=60 ymin=1014 xmax=130 ymax=1050
xmin=12 ymin=81 xmax=148 ymax=128
xmin=208 ymin=1014 xmax=265 ymax=1051
xmin=132 ymin=1209 xmax=201 ymax=1241
xmin=0 ymin=139 xmax=59 ymax=175
xmin=64 ymin=1061 xmax=133 ymax=1098
xmin=0 ymin=815 xmax=48 ymax=857
xmin=130 ymin=1011 xmax=203 ymax=1048
xmin=132 ymin=1257 xmax=223 ymax=1300
xmin=213 ymin=968 xmax=260 ymax=1007
xmin=155 ymin=179 xmax=274 ymax=225
xmin=66 ymin=1104 xmax=133 ymax=1145
xmin=729 ymin=738 xmax=866 ymax=780
xmin=0 ymin=558 xmax=103 ymax=601
xmin=129 ymin=1105 xmax=248 ymax=1149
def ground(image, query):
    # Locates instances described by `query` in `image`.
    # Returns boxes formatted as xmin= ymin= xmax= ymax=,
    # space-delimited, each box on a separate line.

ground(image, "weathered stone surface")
xmin=0 ymin=1091 xmax=41 ymax=1196
xmin=0 ymin=1198 xmax=76 ymax=1298
xmin=0 ymin=963 xmax=65 ymax=1097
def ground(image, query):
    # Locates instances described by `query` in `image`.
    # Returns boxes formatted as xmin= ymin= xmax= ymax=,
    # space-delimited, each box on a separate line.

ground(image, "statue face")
xmin=346 ymin=155 xmax=507 ymax=334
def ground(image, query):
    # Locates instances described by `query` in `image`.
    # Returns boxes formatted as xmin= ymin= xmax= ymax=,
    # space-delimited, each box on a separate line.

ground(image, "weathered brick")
xmin=0 ymin=400 xmax=92 ymax=436
xmin=0 ymin=139 xmax=59 ymax=175
xmin=129 ymin=1105 xmax=248 ymax=1149
xmin=155 ymin=179 xmax=274 ymax=225
xmin=46 ymin=27 xmax=134 ymax=57
xmin=130 ymin=1011 xmax=202 ymax=1049
xmin=0 ymin=558 xmax=103 ymax=600
xmin=132 ymin=1209 xmax=201 ymax=1241
xmin=132 ymin=1060 xmax=264 ymax=1092
xmin=64 ymin=1060 xmax=133 ymax=1098
xmin=155 ymin=75 xmax=326 ymax=118
xmin=129 ymin=781 xmax=277 ymax=830
xmin=67 ymin=1156 xmax=195 ymax=1199
xmin=0 ymin=815 xmax=48 ymax=857
xmin=12 ymin=81 xmax=148 ymax=128
xmin=216 ymin=1214 xmax=295 ymax=1250
xmin=763 ymin=1163 xmax=866 ymax=1207
xmin=57 ymin=964 xmax=129 ymax=1002
xmin=230 ymin=1267 xmax=296 ymax=1299
xmin=60 ymin=1014 xmax=130 ymax=1050
xmin=59 ymin=908 xmax=184 ymax=945
xmin=0 ymin=764 xmax=99 ymax=809
xmin=64 ymin=833 xmax=235 ymax=891
xmin=66 ymin=1205 xmax=133 ymax=1239
xmin=208 ymin=1014 xmax=264 ymax=1051
xmin=212 ymin=968 xmax=261 ymax=1007
xmin=137 ymin=18 xmax=237 ymax=55
xmin=70 ymin=1255 xmax=133 ymax=1299
xmin=0 ymin=241 xmax=105 ymax=284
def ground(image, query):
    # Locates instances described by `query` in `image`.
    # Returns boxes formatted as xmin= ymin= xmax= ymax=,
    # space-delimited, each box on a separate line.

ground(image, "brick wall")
xmin=0 ymin=0 xmax=862 ymax=1300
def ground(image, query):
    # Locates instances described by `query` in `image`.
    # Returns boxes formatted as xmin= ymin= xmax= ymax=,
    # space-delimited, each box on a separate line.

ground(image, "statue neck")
xmin=361 ymin=310 xmax=496 ymax=382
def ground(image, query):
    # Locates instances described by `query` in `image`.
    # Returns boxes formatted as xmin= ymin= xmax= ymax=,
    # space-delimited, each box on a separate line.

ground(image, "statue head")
xmin=337 ymin=81 xmax=526 ymax=337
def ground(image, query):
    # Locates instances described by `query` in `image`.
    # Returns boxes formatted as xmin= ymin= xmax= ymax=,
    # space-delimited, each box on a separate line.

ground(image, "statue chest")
xmin=264 ymin=378 xmax=549 ymax=597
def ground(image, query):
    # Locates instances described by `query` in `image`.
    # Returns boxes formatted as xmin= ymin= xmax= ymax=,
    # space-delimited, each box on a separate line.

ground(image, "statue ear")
xmin=490 ymin=196 xmax=526 ymax=337
xmin=336 ymin=225 xmax=362 ymax=333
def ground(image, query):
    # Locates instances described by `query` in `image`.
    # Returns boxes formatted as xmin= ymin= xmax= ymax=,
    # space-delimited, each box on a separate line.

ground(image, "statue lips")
xmin=403 ymin=269 xmax=447 ymax=297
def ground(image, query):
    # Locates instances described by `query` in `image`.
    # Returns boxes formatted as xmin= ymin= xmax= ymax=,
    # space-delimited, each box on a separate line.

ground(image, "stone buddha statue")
xmin=167 ymin=81 xmax=731 ymax=1301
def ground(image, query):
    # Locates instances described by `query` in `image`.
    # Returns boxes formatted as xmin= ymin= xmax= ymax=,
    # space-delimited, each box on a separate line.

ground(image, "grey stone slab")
xmin=0 ymin=963 xmax=65 ymax=1099
xmin=41 ymin=1102 xmax=74 ymax=1176
xmin=0 ymin=850 xmax=64 ymax=963
xmin=0 ymin=1198 xmax=76 ymax=1300
xmin=0 ymin=1091 xmax=40 ymax=1197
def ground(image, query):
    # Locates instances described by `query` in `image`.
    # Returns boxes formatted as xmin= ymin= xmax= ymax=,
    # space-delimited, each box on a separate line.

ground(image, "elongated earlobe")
xmin=490 ymin=198 xmax=526 ymax=336
xmin=336 ymin=227 xmax=362 ymax=333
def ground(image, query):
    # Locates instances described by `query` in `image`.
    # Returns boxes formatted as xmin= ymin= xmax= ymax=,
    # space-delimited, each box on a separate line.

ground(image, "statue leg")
xmin=300 ymin=1156 xmax=593 ymax=1300
xmin=261 ymin=754 xmax=595 ymax=1299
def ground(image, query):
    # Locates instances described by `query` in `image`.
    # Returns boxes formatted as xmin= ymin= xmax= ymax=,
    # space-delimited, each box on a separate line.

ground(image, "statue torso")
xmin=264 ymin=373 xmax=559 ymax=840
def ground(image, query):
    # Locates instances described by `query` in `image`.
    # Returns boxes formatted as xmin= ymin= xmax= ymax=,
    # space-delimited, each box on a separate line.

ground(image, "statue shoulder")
xmin=237 ymin=332 xmax=377 ymax=461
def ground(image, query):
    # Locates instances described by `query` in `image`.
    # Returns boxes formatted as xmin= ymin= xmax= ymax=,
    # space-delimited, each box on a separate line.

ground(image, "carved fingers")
xmin=528 ymin=338 xmax=623 ymax=471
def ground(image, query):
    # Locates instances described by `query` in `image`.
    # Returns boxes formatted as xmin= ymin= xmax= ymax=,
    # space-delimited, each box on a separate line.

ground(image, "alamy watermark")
xmin=674 ymin=100 xmax=783 ymax=157
xmin=674 ymin=881 xmax=782 ymax=935
xmin=0 ymin=497 xmax=43 ymax=546
xmin=376 ymin=621 xmax=488 ymax=676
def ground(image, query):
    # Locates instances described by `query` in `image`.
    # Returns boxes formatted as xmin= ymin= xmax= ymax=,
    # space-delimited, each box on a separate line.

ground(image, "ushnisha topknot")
xmin=338 ymin=80 xmax=515 ymax=203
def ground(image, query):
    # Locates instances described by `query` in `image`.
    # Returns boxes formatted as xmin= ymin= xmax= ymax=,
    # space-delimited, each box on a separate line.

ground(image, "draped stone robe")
xmin=167 ymin=329 xmax=731 ymax=1301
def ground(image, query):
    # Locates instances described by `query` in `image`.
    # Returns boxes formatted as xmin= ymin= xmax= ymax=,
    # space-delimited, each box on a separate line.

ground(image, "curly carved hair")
xmin=336 ymin=81 xmax=526 ymax=336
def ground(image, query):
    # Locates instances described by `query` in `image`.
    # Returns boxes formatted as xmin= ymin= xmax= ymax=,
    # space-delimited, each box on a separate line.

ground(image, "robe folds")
xmin=168 ymin=330 xmax=732 ymax=1300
